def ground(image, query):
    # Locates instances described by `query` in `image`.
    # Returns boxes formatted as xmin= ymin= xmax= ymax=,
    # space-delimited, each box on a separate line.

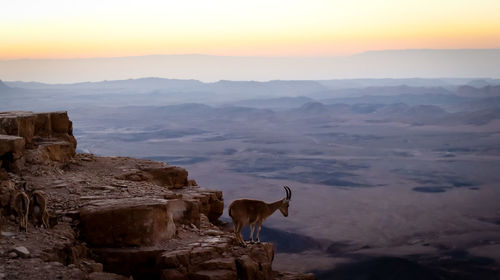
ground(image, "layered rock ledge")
xmin=0 ymin=111 xmax=313 ymax=280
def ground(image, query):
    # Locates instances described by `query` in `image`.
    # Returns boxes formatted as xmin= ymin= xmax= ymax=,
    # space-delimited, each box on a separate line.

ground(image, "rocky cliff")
xmin=0 ymin=111 xmax=313 ymax=280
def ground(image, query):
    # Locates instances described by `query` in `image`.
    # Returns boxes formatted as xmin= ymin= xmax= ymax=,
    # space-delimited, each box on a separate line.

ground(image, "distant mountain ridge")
xmin=457 ymin=85 xmax=500 ymax=97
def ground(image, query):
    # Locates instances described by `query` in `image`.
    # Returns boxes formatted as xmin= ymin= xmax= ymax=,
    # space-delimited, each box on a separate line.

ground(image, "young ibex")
xmin=229 ymin=186 xmax=292 ymax=246
xmin=29 ymin=190 xmax=50 ymax=229
xmin=13 ymin=191 xmax=30 ymax=232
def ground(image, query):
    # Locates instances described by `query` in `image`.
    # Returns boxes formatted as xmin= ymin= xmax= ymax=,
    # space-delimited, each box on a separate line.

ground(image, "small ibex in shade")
xmin=29 ymin=190 xmax=50 ymax=229
xmin=228 ymin=186 xmax=292 ymax=246
xmin=13 ymin=191 xmax=30 ymax=232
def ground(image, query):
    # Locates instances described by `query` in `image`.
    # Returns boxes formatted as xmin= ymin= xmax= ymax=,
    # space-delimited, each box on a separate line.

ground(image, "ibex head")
xmin=278 ymin=186 xmax=292 ymax=217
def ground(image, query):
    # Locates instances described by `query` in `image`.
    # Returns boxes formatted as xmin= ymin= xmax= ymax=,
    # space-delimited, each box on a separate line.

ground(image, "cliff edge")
xmin=0 ymin=111 xmax=313 ymax=280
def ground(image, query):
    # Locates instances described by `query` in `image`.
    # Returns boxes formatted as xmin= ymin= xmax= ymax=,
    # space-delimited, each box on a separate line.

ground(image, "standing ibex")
xmin=228 ymin=186 xmax=292 ymax=246
xmin=29 ymin=190 xmax=50 ymax=229
xmin=13 ymin=191 xmax=30 ymax=232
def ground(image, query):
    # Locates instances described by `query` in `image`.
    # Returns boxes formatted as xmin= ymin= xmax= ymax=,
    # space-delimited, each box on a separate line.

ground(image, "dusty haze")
xmin=1 ymin=49 xmax=499 ymax=83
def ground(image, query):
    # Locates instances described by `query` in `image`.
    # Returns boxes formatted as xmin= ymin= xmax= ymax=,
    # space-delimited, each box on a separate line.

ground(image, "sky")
xmin=1 ymin=0 xmax=500 ymax=60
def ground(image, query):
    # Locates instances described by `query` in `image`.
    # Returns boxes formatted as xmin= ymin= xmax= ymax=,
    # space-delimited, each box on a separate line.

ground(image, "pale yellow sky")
xmin=1 ymin=0 xmax=500 ymax=59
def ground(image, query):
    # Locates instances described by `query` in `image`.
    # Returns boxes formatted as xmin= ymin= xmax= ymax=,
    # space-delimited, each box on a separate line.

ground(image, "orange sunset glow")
xmin=1 ymin=0 xmax=500 ymax=59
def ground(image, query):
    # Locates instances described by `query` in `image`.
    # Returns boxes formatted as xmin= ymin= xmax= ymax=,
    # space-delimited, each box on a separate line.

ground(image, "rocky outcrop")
xmin=0 ymin=111 xmax=76 ymax=172
xmin=0 ymin=111 xmax=314 ymax=280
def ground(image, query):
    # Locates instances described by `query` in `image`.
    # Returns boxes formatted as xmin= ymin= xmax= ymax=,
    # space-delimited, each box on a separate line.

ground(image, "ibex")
xmin=29 ymin=190 xmax=50 ymax=228
xmin=228 ymin=186 xmax=291 ymax=246
xmin=13 ymin=191 xmax=30 ymax=232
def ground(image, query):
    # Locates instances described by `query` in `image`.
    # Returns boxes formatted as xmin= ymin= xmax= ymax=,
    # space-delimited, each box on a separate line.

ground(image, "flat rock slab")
xmin=116 ymin=166 xmax=189 ymax=189
xmin=80 ymin=197 xmax=174 ymax=247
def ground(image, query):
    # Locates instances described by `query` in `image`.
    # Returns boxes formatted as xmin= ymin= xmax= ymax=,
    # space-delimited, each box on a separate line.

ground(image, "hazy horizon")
xmin=1 ymin=49 xmax=499 ymax=83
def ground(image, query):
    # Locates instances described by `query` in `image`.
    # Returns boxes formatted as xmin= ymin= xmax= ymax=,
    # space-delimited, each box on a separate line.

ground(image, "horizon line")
xmin=3 ymin=76 xmax=500 ymax=86
xmin=2 ymin=48 xmax=500 ymax=62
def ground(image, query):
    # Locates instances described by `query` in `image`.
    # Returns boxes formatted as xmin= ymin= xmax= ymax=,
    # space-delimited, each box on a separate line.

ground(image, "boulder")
xmin=12 ymin=246 xmax=30 ymax=258
xmin=79 ymin=198 xmax=174 ymax=247
xmin=142 ymin=166 xmax=189 ymax=188
xmin=116 ymin=166 xmax=189 ymax=189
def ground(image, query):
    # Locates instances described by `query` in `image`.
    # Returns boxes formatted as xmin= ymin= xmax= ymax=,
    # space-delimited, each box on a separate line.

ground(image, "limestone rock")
xmin=80 ymin=198 xmax=174 ymax=247
xmin=12 ymin=246 xmax=30 ymax=258
xmin=88 ymin=272 xmax=130 ymax=280
xmin=142 ymin=166 xmax=189 ymax=188
xmin=116 ymin=166 xmax=189 ymax=189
